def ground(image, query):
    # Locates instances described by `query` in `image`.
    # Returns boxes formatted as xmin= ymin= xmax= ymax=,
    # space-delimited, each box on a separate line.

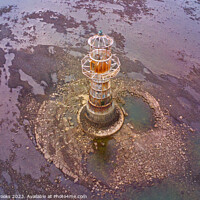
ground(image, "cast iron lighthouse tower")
xmin=81 ymin=31 xmax=120 ymax=124
xmin=79 ymin=31 xmax=124 ymax=137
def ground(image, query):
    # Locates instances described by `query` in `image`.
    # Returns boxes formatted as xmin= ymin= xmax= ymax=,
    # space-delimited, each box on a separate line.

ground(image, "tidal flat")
xmin=0 ymin=0 xmax=200 ymax=199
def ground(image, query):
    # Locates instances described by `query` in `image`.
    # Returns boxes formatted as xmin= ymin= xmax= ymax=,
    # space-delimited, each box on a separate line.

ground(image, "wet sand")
xmin=0 ymin=0 xmax=200 ymax=199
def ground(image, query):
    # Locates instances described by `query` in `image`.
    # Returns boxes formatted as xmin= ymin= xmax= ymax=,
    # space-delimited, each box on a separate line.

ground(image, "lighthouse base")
xmin=77 ymin=102 xmax=124 ymax=137
xmin=85 ymin=102 xmax=117 ymax=126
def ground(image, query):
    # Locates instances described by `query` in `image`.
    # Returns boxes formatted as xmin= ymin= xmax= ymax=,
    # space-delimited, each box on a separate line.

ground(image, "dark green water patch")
xmin=86 ymin=137 xmax=117 ymax=184
xmin=123 ymin=95 xmax=154 ymax=131
xmin=186 ymin=131 xmax=200 ymax=178
xmin=119 ymin=175 xmax=200 ymax=200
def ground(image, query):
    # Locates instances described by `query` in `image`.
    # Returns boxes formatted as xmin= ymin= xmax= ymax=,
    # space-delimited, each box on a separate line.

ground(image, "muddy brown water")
xmin=0 ymin=0 xmax=200 ymax=199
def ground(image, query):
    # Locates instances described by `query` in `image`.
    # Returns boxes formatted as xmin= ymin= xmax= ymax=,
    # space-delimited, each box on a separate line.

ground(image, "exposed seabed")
xmin=34 ymin=77 xmax=188 ymax=195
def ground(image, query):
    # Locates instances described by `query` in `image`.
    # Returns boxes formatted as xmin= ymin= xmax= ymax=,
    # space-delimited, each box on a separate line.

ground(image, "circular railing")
xmin=81 ymin=54 xmax=120 ymax=82
xmin=88 ymin=34 xmax=113 ymax=49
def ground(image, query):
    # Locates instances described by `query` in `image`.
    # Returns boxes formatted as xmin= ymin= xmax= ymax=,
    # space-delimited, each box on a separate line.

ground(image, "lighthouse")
xmin=81 ymin=31 xmax=121 ymax=125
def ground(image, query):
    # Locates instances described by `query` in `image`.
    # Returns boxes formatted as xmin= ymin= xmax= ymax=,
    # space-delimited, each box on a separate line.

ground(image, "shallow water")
xmin=123 ymin=95 xmax=154 ymax=131
xmin=0 ymin=0 xmax=200 ymax=199
xmin=87 ymin=138 xmax=117 ymax=184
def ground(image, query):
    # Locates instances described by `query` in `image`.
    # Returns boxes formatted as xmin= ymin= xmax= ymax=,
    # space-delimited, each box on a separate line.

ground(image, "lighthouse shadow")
xmin=86 ymin=137 xmax=117 ymax=184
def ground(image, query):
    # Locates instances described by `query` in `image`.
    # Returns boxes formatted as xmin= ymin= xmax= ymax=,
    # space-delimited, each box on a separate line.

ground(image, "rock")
xmin=53 ymin=93 xmax=59 ymax=97
xmin=148 ymin=167 xmax=152 ymax=171
xmin=63 ymin=168 xmax=68 ymax=174
xmin=44 ymin=153 xmax=50 ymax=159
xmin=68 ymin=117 xmax=72 ymax=121
xmin=101 ymin=142 xmax=105 ymax=146
xmin=65 ymin=75 xmax=74 ymax=83
xmin=74 ymin=177 xmax=78 ymax=183
xmin=54 ymin=162 xmax=59 ymax=168
xmin=154 ymin=123 xmax=158 ymax=127
xmin=127 ymin=123 xmax=134 ymax=129
xmin=121 ymin=107 xmax=128 ymax=116
xmin=63 ymin=117 xmax=68 ymax=124
xmin=189 ymin=128 xmax=194 ymax=132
